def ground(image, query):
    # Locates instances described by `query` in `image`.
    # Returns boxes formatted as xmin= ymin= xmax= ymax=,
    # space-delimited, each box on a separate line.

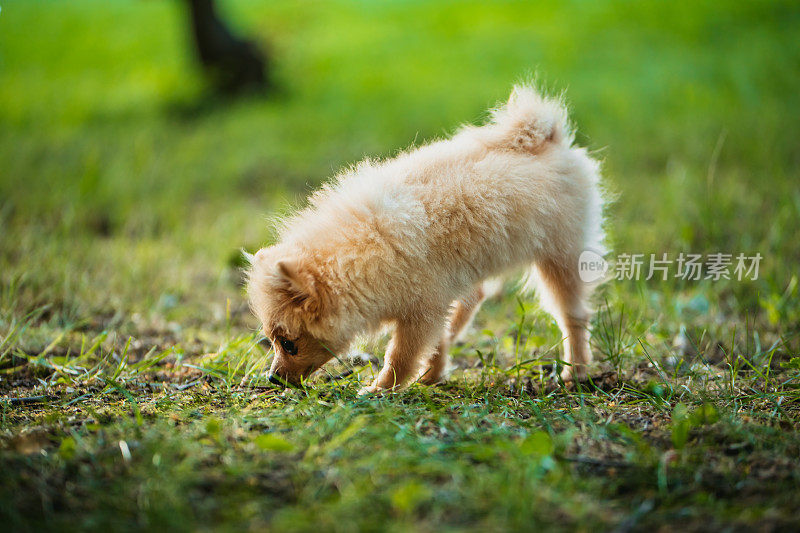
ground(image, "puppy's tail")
xmin=479 ymin=85 xmax=572 ymax=154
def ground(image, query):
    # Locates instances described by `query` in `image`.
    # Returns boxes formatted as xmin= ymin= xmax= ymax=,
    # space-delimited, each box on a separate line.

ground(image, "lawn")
xmin=2 ymin=0 xmax=800 ymax=530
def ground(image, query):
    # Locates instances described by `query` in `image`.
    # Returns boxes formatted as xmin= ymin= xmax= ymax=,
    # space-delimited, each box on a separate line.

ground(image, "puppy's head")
xmin=246 ymin=246 xmax=343 ymax=386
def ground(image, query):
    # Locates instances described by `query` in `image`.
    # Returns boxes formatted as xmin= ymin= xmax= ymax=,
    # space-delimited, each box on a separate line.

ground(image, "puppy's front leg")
xmin=419 ymin=284 xmax=487 ymax=385
xmin=360 ymin=315 xmax=444 ymax=394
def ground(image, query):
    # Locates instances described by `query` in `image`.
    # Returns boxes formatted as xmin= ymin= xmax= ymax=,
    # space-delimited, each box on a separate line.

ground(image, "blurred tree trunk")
xmin=186 ymin=0 xmax=269 ymax=94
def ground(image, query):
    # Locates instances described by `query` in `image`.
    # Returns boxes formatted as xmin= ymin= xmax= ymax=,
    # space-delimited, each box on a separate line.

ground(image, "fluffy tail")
xmin=478 ymin=85 xmax=572 ymax=154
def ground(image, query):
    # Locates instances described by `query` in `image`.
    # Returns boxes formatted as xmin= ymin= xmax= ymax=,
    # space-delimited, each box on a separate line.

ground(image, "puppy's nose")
xmin=268 ymin=373 xmax=284 ymax=386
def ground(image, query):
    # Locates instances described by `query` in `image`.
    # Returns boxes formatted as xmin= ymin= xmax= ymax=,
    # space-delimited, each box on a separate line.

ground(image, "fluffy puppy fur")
xmin=247 ymin=85 xmax=605 ymax=392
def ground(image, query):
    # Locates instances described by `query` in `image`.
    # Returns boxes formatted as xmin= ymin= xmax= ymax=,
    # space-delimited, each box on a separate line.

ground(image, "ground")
xmin=1 ymin=0 xmax=800 ymax=530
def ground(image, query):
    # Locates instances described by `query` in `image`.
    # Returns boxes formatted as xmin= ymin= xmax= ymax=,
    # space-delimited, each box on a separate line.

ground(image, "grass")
xmin=1 ymin=0 xmax=800 ymax=530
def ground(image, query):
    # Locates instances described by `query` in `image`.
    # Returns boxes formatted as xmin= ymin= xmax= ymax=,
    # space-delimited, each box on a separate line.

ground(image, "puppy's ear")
xmin=274 ymin=258 xmax=326 ymax=317
xmin=276 ymin=259 xmax=312 ymax=296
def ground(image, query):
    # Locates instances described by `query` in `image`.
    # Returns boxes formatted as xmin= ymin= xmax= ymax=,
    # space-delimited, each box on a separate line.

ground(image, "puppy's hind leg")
xmin=533 ymin=258 xmax=593 ymax=382
xmin=419 ymin=283 xmax=488 ymax=385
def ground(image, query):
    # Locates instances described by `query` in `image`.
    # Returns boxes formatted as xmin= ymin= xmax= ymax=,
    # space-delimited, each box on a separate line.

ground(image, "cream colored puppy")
xmin=247 ymin=85 xmax=605 ymax=392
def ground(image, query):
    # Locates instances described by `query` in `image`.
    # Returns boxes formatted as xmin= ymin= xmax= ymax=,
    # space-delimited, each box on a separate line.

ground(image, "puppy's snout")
xmin=268 ymin=372 xmax=301 ymax=387
xmin=268 ymin=373 xmax=284 ymax=386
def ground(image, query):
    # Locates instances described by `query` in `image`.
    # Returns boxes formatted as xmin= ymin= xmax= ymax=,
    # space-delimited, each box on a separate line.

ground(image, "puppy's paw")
xmin=417 ymin=368 xmax=445 ymax=386
xmin=358 ymin=384 xmax=378 ymax=396
xmin=560 ymin=365 xmax=588 ymax=383
xmin=358 ymin=383 xmax=392 ymax=396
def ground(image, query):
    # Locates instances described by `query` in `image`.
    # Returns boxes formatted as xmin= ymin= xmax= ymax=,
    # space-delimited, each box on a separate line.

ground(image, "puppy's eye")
xmin=278 ymin=337 xmax=298 ymax=356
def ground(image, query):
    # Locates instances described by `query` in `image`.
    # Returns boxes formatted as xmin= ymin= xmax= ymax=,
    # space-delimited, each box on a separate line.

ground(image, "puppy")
xmin=247 ymin=85 xmax=605 ymax=392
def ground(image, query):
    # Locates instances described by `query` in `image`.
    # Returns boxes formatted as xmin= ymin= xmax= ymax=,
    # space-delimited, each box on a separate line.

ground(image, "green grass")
xmin=2 ymin=0 xmax=800 ymax=530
